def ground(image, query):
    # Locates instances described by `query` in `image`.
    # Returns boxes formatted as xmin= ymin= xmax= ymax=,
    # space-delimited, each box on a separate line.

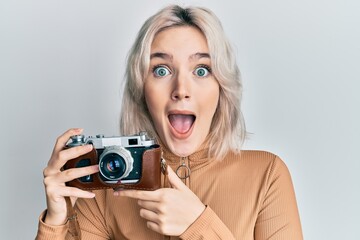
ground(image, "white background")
xmin=1 ymin=0 xmax=359 ymax=239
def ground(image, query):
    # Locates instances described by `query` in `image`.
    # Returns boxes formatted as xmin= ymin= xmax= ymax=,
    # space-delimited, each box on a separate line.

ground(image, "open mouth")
xmin=168 ymin=114 xmax=196 ymax=134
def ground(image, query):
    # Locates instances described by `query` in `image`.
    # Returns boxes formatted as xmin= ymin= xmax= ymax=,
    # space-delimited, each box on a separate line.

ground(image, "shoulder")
xmin=222 ymin=150 xmax=291 ymax=179
xmin=221 ymin=150 xmax=296 ymax=197
xmin=238 ymin=150 xmax=278 ymax=162
xmin=224 ymin=149 xmax=281 ymax=166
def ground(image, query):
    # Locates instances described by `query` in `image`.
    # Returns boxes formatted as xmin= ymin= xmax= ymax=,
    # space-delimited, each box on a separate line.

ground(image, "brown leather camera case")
xmin=63 ymin=145 xmax=162 ymax=191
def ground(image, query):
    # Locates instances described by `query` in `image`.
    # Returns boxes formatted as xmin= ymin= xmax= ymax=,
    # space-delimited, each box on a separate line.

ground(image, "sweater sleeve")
xmin=36 ymin=210 xmax=69 ymax=240
xmin=254 ymin=156 xmax=303 ymax=240
xmin=179 ymin=206 xmax=235 ymax=240
xmin=36 ymin=192 xmax=110 ymax=240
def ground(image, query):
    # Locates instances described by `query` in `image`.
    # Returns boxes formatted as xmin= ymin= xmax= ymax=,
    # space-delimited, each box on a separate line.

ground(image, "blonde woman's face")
xmin=144 ymin=26 xmax=219 ymax=157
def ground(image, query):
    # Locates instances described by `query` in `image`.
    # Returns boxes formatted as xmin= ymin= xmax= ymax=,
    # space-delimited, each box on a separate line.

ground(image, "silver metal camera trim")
xmin=67 ymin=131 xmax=155 ymax=148
xmin=98 ymin=146 xmax=134 ymax=181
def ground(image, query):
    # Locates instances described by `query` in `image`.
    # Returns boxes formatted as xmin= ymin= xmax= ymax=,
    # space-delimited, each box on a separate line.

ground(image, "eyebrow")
xmin=150 ymin=52 xmax=173 ymax=61
xmin=189 ymin=52 xmax=210 ymax=60
xmin=150 ymin=52 xmax=210 ymax=61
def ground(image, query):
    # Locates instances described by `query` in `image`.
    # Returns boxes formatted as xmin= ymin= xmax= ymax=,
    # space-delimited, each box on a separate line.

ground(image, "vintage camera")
xmin=63 ymin=132 xmax=162 ymax=190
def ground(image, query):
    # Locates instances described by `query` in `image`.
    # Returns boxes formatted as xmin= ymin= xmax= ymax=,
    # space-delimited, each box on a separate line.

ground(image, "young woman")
xmin=37 ymin=5 xmax=303 ymax=239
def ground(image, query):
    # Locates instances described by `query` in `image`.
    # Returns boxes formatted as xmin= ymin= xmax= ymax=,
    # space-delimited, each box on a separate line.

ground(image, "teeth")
xmin=168 ymin=114 xmax=195 ymax=134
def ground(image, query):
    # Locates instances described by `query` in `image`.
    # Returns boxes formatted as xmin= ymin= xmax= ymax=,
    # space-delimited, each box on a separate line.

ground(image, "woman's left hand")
xmin=114 ymin=166 xmax=205 ymax=236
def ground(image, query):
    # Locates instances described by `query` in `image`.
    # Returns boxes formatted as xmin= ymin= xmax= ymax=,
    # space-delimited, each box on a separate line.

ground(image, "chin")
xmin=170 ymin=147 xmax=195 ymax=158
xmin=166 ymin=136 xmax=201 ymax=157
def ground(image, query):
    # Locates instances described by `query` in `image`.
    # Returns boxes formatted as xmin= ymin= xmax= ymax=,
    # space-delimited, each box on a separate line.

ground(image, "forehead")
xmin=150 ymin=26 xmax=209 ymax=55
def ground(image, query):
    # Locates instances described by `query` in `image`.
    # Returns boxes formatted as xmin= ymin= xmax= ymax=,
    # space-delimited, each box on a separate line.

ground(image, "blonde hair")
xmin=120 ymin=5 xmax=246 ymax=160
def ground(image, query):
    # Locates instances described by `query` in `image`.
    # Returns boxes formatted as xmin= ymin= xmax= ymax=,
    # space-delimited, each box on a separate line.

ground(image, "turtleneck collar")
xmin=162 ymin=146 xmax=209 ymax=162
xmin=158 ymin=140 xmax=215 ymax=171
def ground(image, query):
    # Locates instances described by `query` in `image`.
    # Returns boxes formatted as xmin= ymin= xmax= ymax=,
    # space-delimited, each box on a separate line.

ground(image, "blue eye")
xmin=194 ymin=66 xmax=211 ymax=77
xmin=153 ymin=66 xmax=170 ymax=77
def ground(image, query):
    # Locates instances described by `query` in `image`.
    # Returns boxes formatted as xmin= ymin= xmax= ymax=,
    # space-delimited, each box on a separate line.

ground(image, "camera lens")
xmin=107 ymin=157 xmax=121 ymax=172
xmin=99 ymin=146 xmax=133 ymax=181
xmin=100 ymin=153 xmax=126 ymax=180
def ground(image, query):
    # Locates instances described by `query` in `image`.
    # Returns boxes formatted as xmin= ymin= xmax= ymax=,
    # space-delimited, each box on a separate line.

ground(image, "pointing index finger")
xmin=117 ymin=190 xmax=160 ymax=202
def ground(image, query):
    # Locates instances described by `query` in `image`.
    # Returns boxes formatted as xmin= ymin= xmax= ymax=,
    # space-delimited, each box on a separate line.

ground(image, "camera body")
xmin=63 ymin=132 xmax=162 ymax=190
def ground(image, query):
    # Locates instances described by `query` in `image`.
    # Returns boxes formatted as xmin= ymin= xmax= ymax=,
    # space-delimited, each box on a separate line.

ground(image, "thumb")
xmin=167 ymin=165 xmax=187 ymax=191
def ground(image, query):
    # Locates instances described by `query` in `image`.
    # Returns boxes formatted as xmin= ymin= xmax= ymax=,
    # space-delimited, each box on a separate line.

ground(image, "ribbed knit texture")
xmin=36 ymin=150 xmax=303 ymax=240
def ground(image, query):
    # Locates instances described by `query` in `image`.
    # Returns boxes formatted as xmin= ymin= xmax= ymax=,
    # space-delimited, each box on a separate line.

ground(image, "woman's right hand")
xmin=42 ymin=128 xmax=99 ymax=226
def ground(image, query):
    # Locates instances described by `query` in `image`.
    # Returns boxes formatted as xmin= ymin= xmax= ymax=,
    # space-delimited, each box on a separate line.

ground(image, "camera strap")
xmin=161 ymin=157 xmax=171 ymax=188
xmin=65 ymin=196 xmax=81 ymax=240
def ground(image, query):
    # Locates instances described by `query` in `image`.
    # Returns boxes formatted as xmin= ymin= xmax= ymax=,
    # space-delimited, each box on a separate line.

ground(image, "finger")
xmin=117 ymin=189 xmax=160 ymax=201
xmin=146 ymin=221 xmax=162 ymax=234
xmin=58 ymin=144 xmax=93 ymax=167
xmin=53 ymin=128 xmax=83 ymax=153
xmin=139 ymin=208 xmax=159 ymax=223
xmin=58 ymin=164 xmax=99 ymax=183
xmin=167 ymin=166 xmax=187 ymax=191
xmin=48 ymin=185 xmax=96 ymax=199
xmin=49 ymin=144 xmax=93 ymax=171
xmin=44 ymin=164 xmax=99 ymax=184
xmin=138 ymin=200 xmax=161 ymax=213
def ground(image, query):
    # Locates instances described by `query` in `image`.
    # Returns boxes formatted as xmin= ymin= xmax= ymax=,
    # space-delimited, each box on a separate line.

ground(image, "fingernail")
xmin=86 ymin=144 xmax=93 ymax=150
xmin=113 ymin=191 xmax=119 ymax=196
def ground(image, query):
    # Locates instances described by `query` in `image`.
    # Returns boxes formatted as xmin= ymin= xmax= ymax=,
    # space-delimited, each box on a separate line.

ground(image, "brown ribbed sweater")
xmin=36 ymin=149 xmax=303 ymax=239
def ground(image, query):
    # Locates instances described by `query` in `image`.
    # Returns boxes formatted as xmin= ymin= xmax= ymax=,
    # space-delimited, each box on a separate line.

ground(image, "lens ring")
xmin=99 ymin=146 xmax=133 ymax=181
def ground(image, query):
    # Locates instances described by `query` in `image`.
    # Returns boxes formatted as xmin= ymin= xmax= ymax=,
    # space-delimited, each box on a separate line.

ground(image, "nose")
xmin=171 ymin=72 xmax=191 ymax=101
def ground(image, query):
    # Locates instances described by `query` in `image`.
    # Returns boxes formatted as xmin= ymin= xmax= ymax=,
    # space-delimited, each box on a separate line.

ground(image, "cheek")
xmin=200 ymin=84 xmax=220 ymax=117
xmin=144 ymin=84 xmax=164 ymax=125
